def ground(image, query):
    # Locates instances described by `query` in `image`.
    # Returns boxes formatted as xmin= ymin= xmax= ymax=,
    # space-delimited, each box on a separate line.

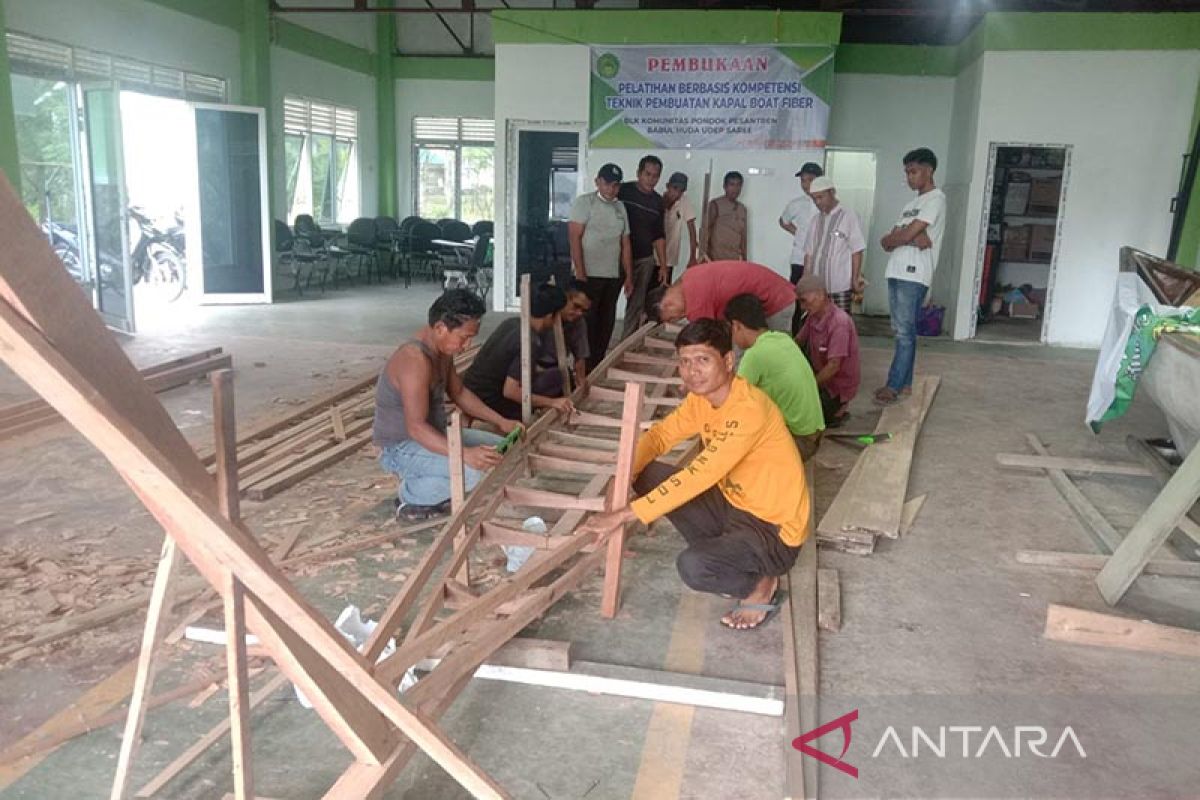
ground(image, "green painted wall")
xmin=0 ymin=2 xmax=20 ymax=190
xmin=240 ymin=0 xmax=274 ymax=232
xmin=275 ymin=19 xmax=373 ymax=76
xmin=376 ymin=5 xmax=398 ymax=217
xmin=395 ymin=57 xmax=495 ymax=81
xmin=491 ymin=10 xmax=842 ymax=45
xmin=980 ymin=12 xmax=1200 ymax=52
xmin=836 ymin=44 xmax=957 ymax=76
xmin=1175 ymin=81 xmax=1200 ymax=269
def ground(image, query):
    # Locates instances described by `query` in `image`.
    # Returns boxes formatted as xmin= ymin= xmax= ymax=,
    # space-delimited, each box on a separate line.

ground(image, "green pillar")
xmin=241 ymin=0 xmax=275 ymax=227
xmin=376 ymin=2 xmax=398 ymax=217
xmin=1175 ymin=79 xmax=1200 ymax=269
xmin=0 ymin=3 xmax=22 ymax=191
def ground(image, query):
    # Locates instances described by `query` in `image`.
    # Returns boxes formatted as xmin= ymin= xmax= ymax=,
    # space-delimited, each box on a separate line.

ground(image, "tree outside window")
xmin=413 ymin=117 xmax=494 ymax=223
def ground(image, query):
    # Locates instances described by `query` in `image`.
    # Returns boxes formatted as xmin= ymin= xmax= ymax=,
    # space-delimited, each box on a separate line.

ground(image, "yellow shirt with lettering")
xmin=629 ymin=376 xmax=811 ymax=546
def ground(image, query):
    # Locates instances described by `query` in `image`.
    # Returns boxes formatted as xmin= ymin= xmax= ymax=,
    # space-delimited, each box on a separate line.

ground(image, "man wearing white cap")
xmin=802 ymin=176 xmax=866 ymax=313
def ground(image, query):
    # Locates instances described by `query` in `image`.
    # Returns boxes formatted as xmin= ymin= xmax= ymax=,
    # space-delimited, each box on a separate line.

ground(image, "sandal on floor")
xmin=720 ymin=593 xmax=782 ymax=631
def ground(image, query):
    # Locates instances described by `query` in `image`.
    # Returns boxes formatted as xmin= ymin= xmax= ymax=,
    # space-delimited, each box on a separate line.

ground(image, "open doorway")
xmin=824 ymin=148 xmax=878 ymax=313
xmin=974 ymin=144 xmax=1070 ymax=343
xmin=119 ymin=91 xmax=192 ymax=323
xmin=504 ymin=122 xmax=586 ymax=306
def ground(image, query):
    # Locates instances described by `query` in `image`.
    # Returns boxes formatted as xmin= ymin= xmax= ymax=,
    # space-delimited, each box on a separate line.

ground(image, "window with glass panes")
xmin=283 ymin=97 xmax=359 ymax=225
xmin=412 ymin=117 xmax=494 ymax=223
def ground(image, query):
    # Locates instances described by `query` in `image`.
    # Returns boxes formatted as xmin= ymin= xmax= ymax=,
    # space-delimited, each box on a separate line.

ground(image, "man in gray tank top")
xmin=374 ymin=290 xmax=521 ymax=521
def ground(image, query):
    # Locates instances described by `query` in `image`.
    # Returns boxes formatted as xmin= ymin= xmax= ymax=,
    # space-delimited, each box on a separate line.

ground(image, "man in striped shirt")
xmin=802 ymin=176 xmax=866 ymax=313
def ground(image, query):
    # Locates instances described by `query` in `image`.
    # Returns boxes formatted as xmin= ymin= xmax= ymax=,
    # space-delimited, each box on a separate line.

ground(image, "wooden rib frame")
xmin=0 ymin=174 xmax=686 ymax=800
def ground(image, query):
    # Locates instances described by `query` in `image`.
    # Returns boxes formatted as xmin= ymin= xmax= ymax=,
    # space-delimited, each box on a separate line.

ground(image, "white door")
xmin=188 ymin=103 xmax=273 ymax=304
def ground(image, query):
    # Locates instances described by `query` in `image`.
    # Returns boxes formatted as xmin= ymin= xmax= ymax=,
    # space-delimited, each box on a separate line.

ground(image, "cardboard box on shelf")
xmin=1003 ymin=182 xmax=1031 ymax=216
xmin=1029 ymin=224 xmax=1056 ymax=261
xmin=1009 ymin=301 xmax=1039 ymax=319
xmin=1029 ymin=177 xmax=1061 ymax=213
xmin=1002 ymin=225 xmax=1031 ymax=262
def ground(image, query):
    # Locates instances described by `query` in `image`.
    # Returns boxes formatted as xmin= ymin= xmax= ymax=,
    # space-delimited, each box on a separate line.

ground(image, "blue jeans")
xmin=886 ymin=278 xmax=928 ymax=393
xmin=379 ymin=429 xmax=503 ymax=506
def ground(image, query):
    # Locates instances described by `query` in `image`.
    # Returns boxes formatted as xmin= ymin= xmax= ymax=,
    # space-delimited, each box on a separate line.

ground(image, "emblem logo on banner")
xmin=589 ymin=45 xmax=834 ymax=150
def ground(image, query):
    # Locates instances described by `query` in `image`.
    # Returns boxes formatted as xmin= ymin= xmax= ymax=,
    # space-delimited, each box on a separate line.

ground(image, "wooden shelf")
xmin=999 ymin=260 xmax=1052 ymax=267
xmin=1003 ymin=214 xmax=1057 ymax=222
xmin=998 ymin=166 xmax=1064 ymax=176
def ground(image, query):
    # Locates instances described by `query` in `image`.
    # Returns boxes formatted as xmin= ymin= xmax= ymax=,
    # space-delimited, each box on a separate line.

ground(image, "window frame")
xmin=412 ymin=116 xmax=494 ymax=223
xmin=283 ymin=95 xmax=360 ymax=226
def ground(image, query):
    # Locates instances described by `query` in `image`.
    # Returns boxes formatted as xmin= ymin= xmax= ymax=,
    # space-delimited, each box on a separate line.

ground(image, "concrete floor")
xmin=1 ymin=282 xmax=1198 ymax=799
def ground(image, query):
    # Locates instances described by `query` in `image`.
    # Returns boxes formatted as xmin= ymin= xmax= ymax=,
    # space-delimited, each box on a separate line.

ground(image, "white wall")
xmin=395 ymin=78 xmax=495 ymax=220
xmin=826 ymin=72 xmax=956 ymax=316
xmin=938 ymin=57 xmax=983 ymax=336
xmin=4 ymin=0 xmax=240 ymax=96
xmin=270 ymin=46 xmax=380 ymax=222
xmin=494 ymin=43 xmax=590 ymax=310
xmin=951 ymin=50 xmax=1200 ymax=346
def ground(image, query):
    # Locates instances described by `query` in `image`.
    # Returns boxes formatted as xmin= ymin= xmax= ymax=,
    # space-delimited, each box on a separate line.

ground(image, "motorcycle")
xmin=128 ymin=206 xmax=187 ymax=302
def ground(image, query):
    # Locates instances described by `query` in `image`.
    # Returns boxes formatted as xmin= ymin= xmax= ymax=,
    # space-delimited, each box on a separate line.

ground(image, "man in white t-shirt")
xmin=779 ymin=161 xmax=824 ymax=334
xmin=662 ymin=171 xmax=697 ymax=281
xmin=875 ymin=148 xmax=946 ymax=406
xmin=803 ymin=176 xmax=866 ymax=313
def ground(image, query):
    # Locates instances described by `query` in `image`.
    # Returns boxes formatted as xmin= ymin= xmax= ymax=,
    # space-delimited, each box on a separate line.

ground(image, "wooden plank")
xmin=1043 ymin=604 xmax=1200 ymax=660
xmin=198 ymin=373 xmax=377 ymax=466
xmin=0 ymin=176 xmax=505 ymax=800
xmin=241 ymin=425 xmax=372 ymax=500
xmin=544 ymin=429 xmax=619 ymax=449
xmin=504 ymin=485 xmax=608 ymax=512
xmin=520 ymin=273 xmax=532 ymax=425
xmin=782 ymin=542 xmax=819 ymax=800
xmin=817 ymin=375 xmax=939 ymax=540
xmin=1015 ymin=550 xmax=1200 ymax=578
xmin=1026 ymin=434 xmax=1123 ymax=555
xmin=571 ymin=410 xmax=654 ymax=430
xmin=330 ymin=405 xmax=347 ymax=441
xmin=996 ymin=453 xmax=1151 ymax=477
xmin=1097 ymin=443 xmax=1200 ymax=604
xmin=223 ymin=574 xmax=254 ymax=800
xmin=899 ymin=494 xmax=927 ymax=537
xmin=447 ymin=410 xmax=469 ymax=587
xmin=109 ymin=539 xmax=182 ymax=800
xmin=527 ymin=453 xmax=616 ymax=476
xmin=212 ymin=370 xmax=241 ymax=524
xmin=817 ymin=568 xmax=841 ymax=633
xmin=619 ymin=351 xmax=678 ymax=368
xmin=602 ymin=381 xmax=644 ymax=618
xmin=0 ymin=672 xmax=216 ymax=769
xmin=606 ymin=367 xmax=684 ymax=386
xmin=142 ymin=354 xmax=232 ymax=394
xmin=1125 ymin=435 xmax=1200 ymax=549
xmin=552 ymin=310 xmax=572 ymax=396
xmin=586 ymin=384 xmax=681 ymax=407
xmin=134 ymin=673 xmax=290 ymax=798
xmin=535 ymin=442 xmax=618 ymax=464
xmin=0 ymin=660 xmax=140 ymax=789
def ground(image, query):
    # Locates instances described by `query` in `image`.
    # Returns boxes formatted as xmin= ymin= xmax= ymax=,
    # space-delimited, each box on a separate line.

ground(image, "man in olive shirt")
xmin=569 ymin=163 xmax=632 ymax=370
xmin=618 ymin=155 xmax=667 ymax=339
xmin=700 ymin=171 xmax=748 ymax=262
xmin=725 ymin=293 xmax=825 ymax=459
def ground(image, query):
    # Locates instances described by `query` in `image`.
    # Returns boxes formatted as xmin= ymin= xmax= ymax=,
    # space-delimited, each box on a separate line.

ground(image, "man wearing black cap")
xmin=780 ymin=161 xmax=824 ymax=334
xmin=662 ymin=171 xmax=697 ymax=280
xmin=569 ymin=163 xmax=632 ymax=370
xmin=463 ymin=283 xmax=574 ymax=421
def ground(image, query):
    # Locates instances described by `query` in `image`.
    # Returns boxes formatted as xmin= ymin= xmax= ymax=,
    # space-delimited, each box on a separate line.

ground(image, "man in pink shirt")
xmin=646 ymin=260 xmax=796 ymax=330
xmin=794 ymin=275 xmax=860 ymax=426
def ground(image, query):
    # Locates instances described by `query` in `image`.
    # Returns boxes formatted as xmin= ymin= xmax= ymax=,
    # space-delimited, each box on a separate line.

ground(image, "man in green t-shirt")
xmin=724 ymin=293 xmax=825 ymax=460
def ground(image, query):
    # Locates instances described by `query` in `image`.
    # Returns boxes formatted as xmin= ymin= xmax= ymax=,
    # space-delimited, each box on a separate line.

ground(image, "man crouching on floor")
xmin=579 ymin=318 xmax=811 ymax=629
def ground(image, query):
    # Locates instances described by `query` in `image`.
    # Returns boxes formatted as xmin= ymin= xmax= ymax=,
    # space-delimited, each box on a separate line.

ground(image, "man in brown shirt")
xmin=700 ymin=171 xmax=747 ymax=262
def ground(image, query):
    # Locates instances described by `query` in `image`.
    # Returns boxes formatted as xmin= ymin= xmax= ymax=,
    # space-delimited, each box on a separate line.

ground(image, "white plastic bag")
xmin=294 ymin=604 xmax=416 ymax=708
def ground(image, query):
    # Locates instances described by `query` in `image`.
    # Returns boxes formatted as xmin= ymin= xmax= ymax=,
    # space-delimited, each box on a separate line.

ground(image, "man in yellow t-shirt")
xmin=580 ymin=319 xmax=811 ymax=630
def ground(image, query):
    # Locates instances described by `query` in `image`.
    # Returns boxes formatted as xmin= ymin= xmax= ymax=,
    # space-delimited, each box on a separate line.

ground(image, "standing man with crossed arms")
xmin=569 ymin=163 xmax=633 ymax=370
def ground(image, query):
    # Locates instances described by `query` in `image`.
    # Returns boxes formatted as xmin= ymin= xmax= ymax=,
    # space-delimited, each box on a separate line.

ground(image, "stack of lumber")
xmin=200 ymin=345 xmax=479 ymax=502
xmin=816 ymin=375 xmax=940 ymax=554
xmin=0 ymin=348 xmax=230 ymax=441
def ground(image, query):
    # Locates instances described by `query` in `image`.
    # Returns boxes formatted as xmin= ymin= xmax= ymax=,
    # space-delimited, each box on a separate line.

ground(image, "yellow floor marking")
xmin=630 ymin=589 xmax=709 ymax=799
xmin=0 ymin=658 xmax=138 ymax=789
